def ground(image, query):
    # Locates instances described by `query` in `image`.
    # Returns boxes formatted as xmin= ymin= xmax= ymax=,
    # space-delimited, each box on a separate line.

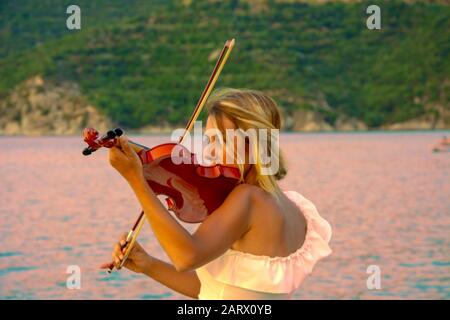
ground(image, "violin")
xmin=82 ymin=39 xmax=240 ymax=272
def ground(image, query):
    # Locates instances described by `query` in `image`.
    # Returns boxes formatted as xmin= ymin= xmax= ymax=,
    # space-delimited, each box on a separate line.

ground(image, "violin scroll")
xmin=82 ymin=127 xmax=123 ymax=155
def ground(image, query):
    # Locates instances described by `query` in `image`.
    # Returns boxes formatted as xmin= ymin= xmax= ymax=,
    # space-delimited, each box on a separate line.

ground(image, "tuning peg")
xmin=82 ymin=147 xmax=92 ymax=156
xmin=106 ymin=130 xmax=116 ymax=139
xmin=114 ymin=128 xmax=124 ymax=137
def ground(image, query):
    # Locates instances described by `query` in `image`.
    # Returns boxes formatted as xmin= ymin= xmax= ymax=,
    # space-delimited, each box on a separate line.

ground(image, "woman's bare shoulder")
xmin=228 ymin=184 xmax=266 ymax=202
xmin=229 ymin=184 xmax=283 ymax=217
xmin=224 ymin=183 xmax=256 ymax=205
xmin=221 ymin=184 xmax=265 ymax=215
xmin=214 ymin=184 xmax=256 ymax=221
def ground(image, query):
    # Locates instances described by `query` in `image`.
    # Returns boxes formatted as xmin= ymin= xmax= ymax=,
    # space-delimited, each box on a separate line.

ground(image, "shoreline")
xmin=1 ymin=128 xmax=449 ymax=138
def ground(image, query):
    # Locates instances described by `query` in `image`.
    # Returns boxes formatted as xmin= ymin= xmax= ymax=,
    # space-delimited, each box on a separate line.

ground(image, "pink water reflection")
xmin=0 ymin=132 xmax=449 ymax=299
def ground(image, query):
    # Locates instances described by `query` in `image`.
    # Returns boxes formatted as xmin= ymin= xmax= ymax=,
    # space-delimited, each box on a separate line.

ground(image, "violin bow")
xmin=180 ymin=38 xmax=235 ymax=143
xmin=107 ymin=38 xmax=235 ymax=273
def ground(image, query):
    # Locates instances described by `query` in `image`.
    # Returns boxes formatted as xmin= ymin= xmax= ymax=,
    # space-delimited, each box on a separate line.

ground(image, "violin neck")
xmin=128 ymin=140 xmax=149 ymax=153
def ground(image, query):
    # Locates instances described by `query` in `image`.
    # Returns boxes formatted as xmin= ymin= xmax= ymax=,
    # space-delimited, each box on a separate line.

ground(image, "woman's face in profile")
xmin=203 ymin=115 xmax=242 ymax=168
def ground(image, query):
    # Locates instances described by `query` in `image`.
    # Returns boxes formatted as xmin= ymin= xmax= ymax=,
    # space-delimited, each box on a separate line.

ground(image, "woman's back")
xmin=231 ymin=185 xmax=308 ymax=258
xmin=195 ymin=190 xmax=332 ymax=299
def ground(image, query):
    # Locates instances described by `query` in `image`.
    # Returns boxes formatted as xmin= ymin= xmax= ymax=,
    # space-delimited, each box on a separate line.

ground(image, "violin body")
xmin=83 ymin=127 xmax=241 ymax=223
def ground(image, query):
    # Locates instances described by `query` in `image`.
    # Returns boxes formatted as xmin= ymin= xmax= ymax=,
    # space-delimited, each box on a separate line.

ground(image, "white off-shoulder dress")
xmin=195 ymin=190 xmax=332 ymax=300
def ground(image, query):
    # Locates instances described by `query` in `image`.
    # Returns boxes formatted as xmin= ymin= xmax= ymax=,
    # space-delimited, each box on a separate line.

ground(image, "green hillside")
xmin=0 ymin=0 xmax=449 ymax=129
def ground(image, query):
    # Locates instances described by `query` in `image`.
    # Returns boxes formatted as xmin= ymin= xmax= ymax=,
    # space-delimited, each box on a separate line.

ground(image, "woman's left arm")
xmin=110 ymin=136 xmax=252 ymax=272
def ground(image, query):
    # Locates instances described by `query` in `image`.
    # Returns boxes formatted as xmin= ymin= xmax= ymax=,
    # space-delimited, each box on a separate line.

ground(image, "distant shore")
xmin=1 ymin=128 xmax=449 ymax=138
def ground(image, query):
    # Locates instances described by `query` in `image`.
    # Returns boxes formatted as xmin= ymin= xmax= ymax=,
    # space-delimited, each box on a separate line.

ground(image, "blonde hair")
xmin=206 ymin=88 xmax=287 ymax=196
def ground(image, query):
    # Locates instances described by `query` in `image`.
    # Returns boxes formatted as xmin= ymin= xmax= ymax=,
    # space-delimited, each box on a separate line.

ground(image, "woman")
xmin=101 ymin=88 xmax=332 ymax=299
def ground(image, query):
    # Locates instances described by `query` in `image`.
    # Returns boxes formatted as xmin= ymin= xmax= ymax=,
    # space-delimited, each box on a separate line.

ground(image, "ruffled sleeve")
xmin=197 ymin=191 xmax=332 ymax=294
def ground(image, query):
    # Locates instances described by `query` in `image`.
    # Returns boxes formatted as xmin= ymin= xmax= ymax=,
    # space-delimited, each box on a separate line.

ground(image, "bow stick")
xmin=106 ymin=38 xmax=235 ymax=273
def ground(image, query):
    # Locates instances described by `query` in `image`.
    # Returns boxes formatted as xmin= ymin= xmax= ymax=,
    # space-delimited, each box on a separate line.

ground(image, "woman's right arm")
xmin=141 ymin=255 xmax=201 ymax=299
xmin=101 ymin=236 xmax=201 ymax=299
